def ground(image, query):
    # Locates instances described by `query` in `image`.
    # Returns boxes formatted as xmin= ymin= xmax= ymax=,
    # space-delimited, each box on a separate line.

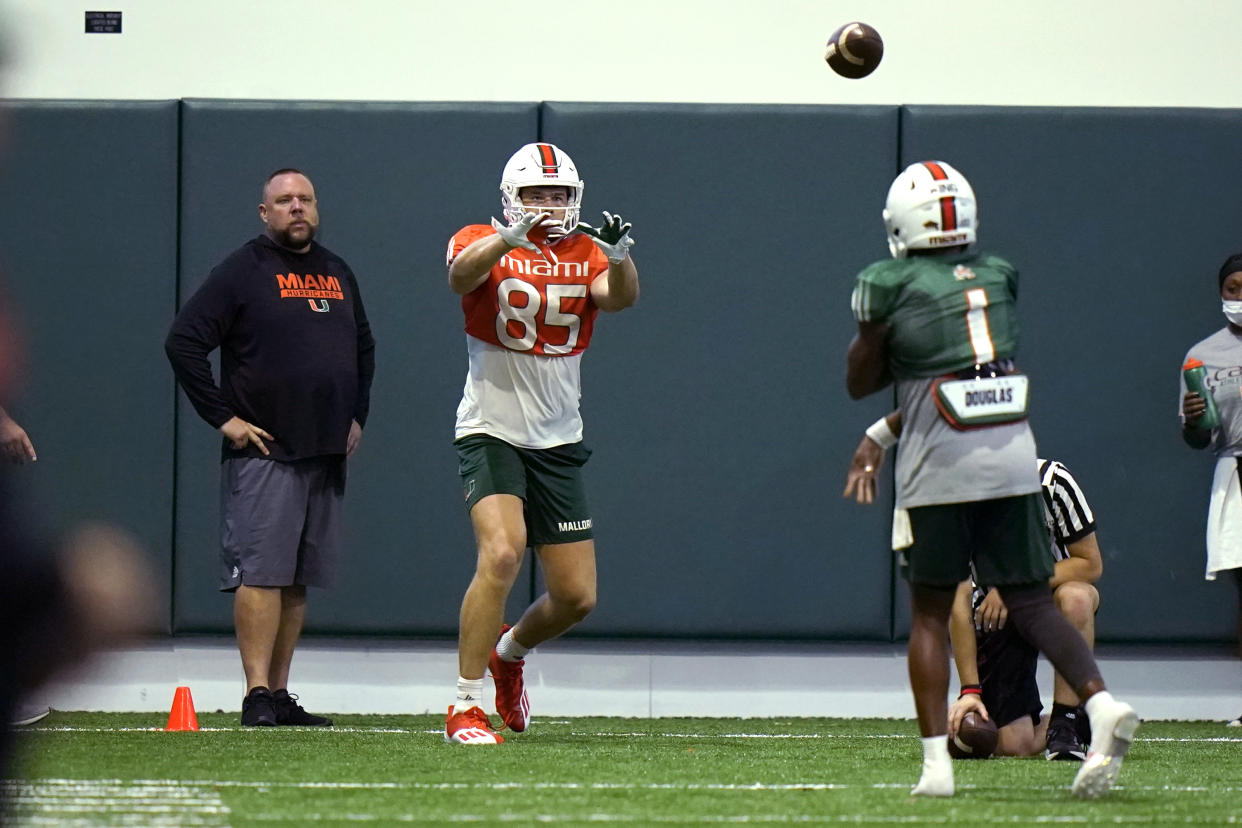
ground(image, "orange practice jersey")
xmin=448 ymin=225 xmax=608 ymax=357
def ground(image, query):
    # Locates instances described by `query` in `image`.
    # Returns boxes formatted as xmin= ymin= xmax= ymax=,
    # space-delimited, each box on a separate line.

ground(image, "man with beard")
xmin=166 ymin=169 xmax=375 ymax=727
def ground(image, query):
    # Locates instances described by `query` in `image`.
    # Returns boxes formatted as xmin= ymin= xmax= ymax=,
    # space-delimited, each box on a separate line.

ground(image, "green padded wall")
xmin=541 ymin=103 xmax=899 ymax=639
xmin=8 ymin=97 xmax=1236 ymax=644
xmin=0 ymin=100 xmax=178 ymax=632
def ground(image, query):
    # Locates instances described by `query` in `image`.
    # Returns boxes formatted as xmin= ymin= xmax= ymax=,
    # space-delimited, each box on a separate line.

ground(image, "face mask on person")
xmin=1224 ymin=300 xmax=1242 ymax=326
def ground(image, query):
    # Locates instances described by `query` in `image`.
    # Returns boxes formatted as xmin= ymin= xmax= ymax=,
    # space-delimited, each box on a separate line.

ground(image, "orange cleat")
xmin=444 ymin=705 xmax=503 ymax=744
xmin=489 ymin=624 xmax=530 ymax=732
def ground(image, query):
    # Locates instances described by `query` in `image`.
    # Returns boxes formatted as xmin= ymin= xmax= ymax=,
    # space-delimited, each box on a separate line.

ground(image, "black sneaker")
xmin=1073 ymin=706 xmax=1093 ymax=747
xmin=271 ymin=689 xmax=333 ymax=727
xmin=241 ymin=686 xmax=277 ymax=727
xmin=1046 ymin=717 xmax=1086 ymax=761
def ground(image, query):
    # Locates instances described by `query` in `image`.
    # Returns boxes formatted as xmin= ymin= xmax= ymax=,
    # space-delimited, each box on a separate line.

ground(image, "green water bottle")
xmin=1184 ymin=358 xmax=1221 ymax=430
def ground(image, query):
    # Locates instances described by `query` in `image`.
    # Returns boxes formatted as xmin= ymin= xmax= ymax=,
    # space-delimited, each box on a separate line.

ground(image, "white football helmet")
xmin=882 ymin=160 xmax=977 ymax=259
xmin=500 ymin=142 xmax=584 ymax=236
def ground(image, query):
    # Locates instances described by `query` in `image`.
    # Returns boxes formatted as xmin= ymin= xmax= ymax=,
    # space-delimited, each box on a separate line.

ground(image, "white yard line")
xmin=7 ymin=778 xmax=1240 ymax=827
xmin=27 ymin=725 xmax=1242 ymax=744
xmin=15 ymin=778 xmax=1242 ymax=794
xmin=3 ymin=780 xmax=230 ymax=827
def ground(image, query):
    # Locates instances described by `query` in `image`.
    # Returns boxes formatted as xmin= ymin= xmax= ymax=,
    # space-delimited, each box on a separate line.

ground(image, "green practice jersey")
xmin=851 ymin=251 xmax=1019 ymax=378
xmin=849 ymin=249 xmax=1039 ymax=509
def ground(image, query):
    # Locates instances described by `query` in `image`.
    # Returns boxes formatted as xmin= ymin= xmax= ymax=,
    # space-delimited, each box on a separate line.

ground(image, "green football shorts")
xmin=455 ymin=433 xmax=594 ymax=546
xmin=900 ymin=493 xmax=1053 ymax=588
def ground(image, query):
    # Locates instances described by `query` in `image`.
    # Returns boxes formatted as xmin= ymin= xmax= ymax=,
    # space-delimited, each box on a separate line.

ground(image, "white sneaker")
xmin=1226 ymin=713 xmax=1241 ymax=727
xmin=910 ymin=760 xmax=954 ymax=797
xmin=1071 ymin=697 xmax=1139 ymax=799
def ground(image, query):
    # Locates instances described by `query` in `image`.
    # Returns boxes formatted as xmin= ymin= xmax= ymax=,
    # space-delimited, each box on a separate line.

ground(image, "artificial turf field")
xmin=4 ymin=713 xmax=1239 ymax=825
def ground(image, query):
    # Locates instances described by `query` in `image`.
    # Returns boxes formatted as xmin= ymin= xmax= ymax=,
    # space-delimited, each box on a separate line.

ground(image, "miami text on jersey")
xmin=498 ymin=254 xmax=589 ymax=279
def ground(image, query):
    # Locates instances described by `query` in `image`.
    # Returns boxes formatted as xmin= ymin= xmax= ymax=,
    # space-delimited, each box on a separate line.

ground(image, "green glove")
xmin=576 ymin=211 xmax=635 ymax=264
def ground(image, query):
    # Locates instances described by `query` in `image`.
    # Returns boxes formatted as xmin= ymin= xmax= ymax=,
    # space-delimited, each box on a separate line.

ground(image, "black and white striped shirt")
xmin=1036 ymin=458 xmax=1096 ymax=562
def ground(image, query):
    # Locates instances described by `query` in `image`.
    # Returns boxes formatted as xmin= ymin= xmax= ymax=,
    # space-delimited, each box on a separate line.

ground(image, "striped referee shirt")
xmin=1037 ymin=458 xmax=1096 ymax=561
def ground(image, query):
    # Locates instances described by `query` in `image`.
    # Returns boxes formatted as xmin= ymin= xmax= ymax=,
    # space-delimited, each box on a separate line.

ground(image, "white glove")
xmin=543 ymin=220 xmax=572 ymax=242
xmin=491 ymin=211 xmax=549 ymax=252
xmin=576 ymin=211 xmax=635 ymax=264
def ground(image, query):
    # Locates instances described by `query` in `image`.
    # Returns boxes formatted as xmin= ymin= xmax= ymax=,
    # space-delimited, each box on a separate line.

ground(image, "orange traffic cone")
xmin=165 ymin=686 xmax=199 ymax=731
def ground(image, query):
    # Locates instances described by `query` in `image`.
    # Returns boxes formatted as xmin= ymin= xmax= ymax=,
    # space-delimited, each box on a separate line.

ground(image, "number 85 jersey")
xmin=451 ymin=224 xmax=608 ymax=356
xmin=447 ymin=224 xmax=610 ymax=449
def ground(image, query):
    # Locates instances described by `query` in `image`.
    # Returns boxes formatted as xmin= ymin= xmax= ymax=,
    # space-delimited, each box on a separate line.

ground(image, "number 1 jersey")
xmin=850 ymin=250 xmax=1038 ymax=508
xmin=447 ymin=225 xmax=609 ymax=449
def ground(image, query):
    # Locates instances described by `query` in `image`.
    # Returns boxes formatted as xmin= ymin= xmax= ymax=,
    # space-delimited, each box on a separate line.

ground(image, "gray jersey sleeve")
xmin=1185 ymin=328 xmax=1242 ymax=457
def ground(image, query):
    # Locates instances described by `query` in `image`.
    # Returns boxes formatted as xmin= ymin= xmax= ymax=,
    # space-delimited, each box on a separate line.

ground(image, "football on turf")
xmin=947 ymin=712 xmax=998 ymax=759
xmin=824 ymin=22 xmax=883 ymax=79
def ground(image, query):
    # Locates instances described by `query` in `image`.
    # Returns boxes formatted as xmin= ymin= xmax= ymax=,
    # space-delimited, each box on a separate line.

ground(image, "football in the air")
xmin=947 ymin=712 xmax=998 ymax=759
xmin=824 ymin=22 xmax=883 ymax=79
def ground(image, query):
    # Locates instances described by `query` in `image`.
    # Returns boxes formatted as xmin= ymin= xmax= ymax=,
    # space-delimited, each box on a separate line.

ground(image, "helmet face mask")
xmin=883 ymin=161 xmax=977 ymax=259
xmin=500 ymin=143 xmax=584 ymax=239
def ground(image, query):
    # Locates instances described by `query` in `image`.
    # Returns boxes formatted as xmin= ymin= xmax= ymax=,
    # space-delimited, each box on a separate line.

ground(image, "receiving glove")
xmin=543 ymin=221 xmax=572 ymax=242
xmin=576 ymin=211 xmax=635 ymax=264
xmin=491 ymin=211 xmax=549 ymax=252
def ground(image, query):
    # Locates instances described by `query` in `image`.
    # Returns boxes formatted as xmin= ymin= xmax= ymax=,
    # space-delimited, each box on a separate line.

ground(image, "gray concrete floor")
xmin=38 ymin=637 xmax=1240 ymax=722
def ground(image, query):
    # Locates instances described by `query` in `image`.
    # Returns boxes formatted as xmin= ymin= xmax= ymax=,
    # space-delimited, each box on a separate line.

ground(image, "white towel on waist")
xmin=1205 ymin=456 xmax=1242 ymax=580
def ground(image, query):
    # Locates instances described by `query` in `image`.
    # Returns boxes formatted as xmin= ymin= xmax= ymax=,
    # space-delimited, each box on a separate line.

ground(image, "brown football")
xmin=947 ymin=712 xmax=999 ymax=759
xmin=824 ymin=22 xmax=884 ymax=79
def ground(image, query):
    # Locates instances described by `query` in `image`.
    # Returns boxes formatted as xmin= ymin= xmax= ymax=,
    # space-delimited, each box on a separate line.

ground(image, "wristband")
xmin=865 ymin=416 xmax=898 ymax=450
xmin=958 ymin=684 xmax=982 ymax=699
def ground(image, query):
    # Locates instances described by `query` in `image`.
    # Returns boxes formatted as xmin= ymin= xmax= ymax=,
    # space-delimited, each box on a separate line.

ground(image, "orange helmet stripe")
xmin=536 ymin=144 xmax=559 ymax=176
xmin=921 ymin=161 xmax=957 ymax=231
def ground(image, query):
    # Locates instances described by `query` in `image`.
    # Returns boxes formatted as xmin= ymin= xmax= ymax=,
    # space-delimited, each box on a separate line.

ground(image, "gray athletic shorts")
xmin=218 ymin=456 xmax=345 ymax=591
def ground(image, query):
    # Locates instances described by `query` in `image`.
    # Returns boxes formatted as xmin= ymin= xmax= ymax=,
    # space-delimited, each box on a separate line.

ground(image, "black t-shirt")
xmin=165 ymin=235 xmax=375 ymax=461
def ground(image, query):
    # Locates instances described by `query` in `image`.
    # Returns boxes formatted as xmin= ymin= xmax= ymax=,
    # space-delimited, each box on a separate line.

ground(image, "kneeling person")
xmin=949 ymin=576 xmax=1094 ymax=758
